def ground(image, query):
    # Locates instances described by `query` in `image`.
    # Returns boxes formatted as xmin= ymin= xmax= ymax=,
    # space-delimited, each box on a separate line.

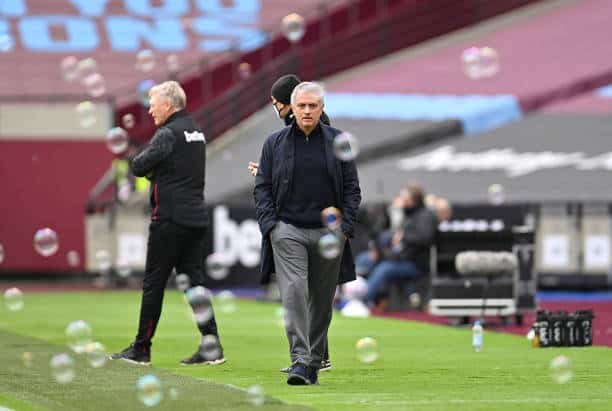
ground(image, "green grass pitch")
xmin=1 ymin=290 xmax=611 ymax=410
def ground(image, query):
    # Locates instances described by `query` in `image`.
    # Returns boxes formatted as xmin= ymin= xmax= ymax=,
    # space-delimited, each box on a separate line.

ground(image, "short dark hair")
xmin=405 ymin=184 xmax=425 ymax=207
xmin=271 ymin=74 xmax=301 ymax=104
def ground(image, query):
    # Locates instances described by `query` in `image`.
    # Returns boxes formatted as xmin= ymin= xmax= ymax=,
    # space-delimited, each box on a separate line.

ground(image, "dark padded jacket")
xmin=130 ymin=110 xmax=208 ymax=227
xmin=254 ymin=121 xmax=361 ymax=284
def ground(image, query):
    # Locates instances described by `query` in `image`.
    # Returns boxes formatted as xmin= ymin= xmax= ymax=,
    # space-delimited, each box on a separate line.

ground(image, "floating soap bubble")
xmin=50 ymin=353 xmax=75 ymax=384
xmin=85 ymin=342 xmax=107 ymax=368
xmin=275 ymin=306 xmax=289 ymax=328
xmin=0 ymin=34 xmax=14 ymax=53
xmin=105 ymin=127 xmax=129 ymax=155
xmin=206 ymin=253 xmax=230 ymax=280
xmin=95 ymin=250 xmax=112 ymax=273
xmin=168 ymin=387 xmax=179 ymax=400
xmin=136 ymin=49 xmax=155 ymax=72
xmin=318 ymin=233 xmax=341 ymax=259
xmin=122 ymin=113 xmax=135 ymax=129
xmin=4 ymin=287 xmax=24 ymax=312
xmin=238 ymin=62 xmax=252 ymax=80
xmin=137 ymin=374 xmax=163 ymax=407
xmin=75 ymin=101 xmax=97 ymax=129
xmin=138 ymin=80 xmax=155 ymax=107
xmin=550 ymin=355 xmax=573 ymax=384
xmin=356 ymin=337 xmax=379 ymax=363
xmin=175 ymin=273 xmax=191 ymax=292
xmin=333 ymin=132 xmax=360 ymax=161
xmin=77 ymin=58 xmax=97 ymax=80
xmin=117 ymin=180 xmax=131 ymax=203
xmin=186 ymin=286 xmax=214 ymax=325
xmin=247 ymin=384 xmax=265 ymax=406
xmin=321 ymin=207 xmax=342 ymax=230
xmin=115 ymin=258 xmax=131 ymax=278
xmin=65 ymin=320 xmax=93 ymax=353
xmin=22 ymin=351 xmax=33 ymax=368
xmin=409 ymin=292 xmax=421 ymax=308
xmin=166 ymin=54 xmax=180 ymax=73
xmin=215 ymin=290 xmax=237 ymax=314
xmin=281 ymin=13 xmax=305 ymax=43
xmin=199 ymin=334 xmax=222 ymax=361
xmin=60 ymin=56 xmax=79 ymax=82
xmin=83 ymin=73 xmax=106 ymax=98
xmin=34 ymin=228 xmax=59 ymax=257
xmin=488 ymin=184 xmax=505 ymax=205
xmin=343 ymin=277 xmax=368 ymax=300
xmin=461 ymin=46 xmax=500 ymax=80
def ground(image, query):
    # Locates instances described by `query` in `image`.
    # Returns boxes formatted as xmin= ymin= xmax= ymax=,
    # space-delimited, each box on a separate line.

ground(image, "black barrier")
xmin=532 ymin=309 xmax=594 ymax=348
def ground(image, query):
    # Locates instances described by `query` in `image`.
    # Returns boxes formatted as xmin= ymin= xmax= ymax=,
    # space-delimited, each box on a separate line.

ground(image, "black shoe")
xmin=320 ymin=359 xmax=331 ymax=372
xmin=109 ymin=343 xmax=151 ymax=366
xmin=306 ymin=366 xmax=319 ymax=385
xmin=180 ymin=350 xmax=226 ymax=366
xmin=287 ymin=363 xmax=310 ymax=385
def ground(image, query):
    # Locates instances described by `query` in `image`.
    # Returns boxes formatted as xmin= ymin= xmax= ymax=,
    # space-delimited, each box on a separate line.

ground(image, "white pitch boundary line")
xmin=292 ymin=395 xmax=610 ymax=405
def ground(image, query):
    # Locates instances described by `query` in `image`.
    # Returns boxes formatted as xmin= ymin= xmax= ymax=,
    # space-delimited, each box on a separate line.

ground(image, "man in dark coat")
xmin=109 ymin=81 xmax=225 ymax=366
xmin=254 ymin=82 xmax=361 ymax=385
xmin=249 ymin=74 xmax=335 ymax=373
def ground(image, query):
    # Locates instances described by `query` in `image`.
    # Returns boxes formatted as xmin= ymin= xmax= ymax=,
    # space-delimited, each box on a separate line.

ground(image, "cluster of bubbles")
xmin=318 ymin=207 xmax=345 ymax=260
xmin=65 ymin=320 xmax=93 ymax=354
xmin=355 ymin=336 xmax=379 ymax=363
xmin=48 ymin=319 xmax=107 ymax=384
xmin=461 ymin=46 xmax=500 ymax=80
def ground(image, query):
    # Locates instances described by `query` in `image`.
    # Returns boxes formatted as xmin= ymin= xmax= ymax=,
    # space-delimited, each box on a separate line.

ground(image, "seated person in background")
xmin=365 ymin=184 xmax=438 ymax=306
xmin=434 ymin=197 xmax=452 ymax=222
xmin=354 ymin=188 xmax=410 ymax=277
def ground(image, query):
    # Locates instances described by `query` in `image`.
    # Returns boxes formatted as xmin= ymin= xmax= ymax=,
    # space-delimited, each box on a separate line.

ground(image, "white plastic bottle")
xmin=472 ymin=320 xmax=483 ymax=352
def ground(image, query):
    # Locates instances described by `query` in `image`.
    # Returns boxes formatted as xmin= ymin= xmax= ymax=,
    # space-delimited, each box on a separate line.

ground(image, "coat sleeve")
xmin=402 ymin=210 xmax=437 ymax=247
xmin=130 ymin=127 xmax=175 ymax=177
xmin=253 ymin=138 xmax=278 ymax=237
xmin=340 ymin=159 xmax=361 ymax=238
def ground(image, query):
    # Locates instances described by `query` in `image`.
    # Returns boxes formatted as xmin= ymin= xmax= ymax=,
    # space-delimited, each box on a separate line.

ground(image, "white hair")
xmin=149 ymin=80 xmax=186 ymax=110
xmin=290 ymin=81 xmax=325 ymax=106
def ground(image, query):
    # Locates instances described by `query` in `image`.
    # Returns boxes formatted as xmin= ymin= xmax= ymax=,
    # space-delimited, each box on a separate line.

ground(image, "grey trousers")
xmin=270 ymin=221 xmax=344 ymax=369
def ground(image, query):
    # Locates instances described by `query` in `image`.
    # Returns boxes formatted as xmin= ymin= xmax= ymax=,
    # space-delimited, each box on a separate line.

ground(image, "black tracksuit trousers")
xmin=135 ymin=220 xmax=219 ymax=349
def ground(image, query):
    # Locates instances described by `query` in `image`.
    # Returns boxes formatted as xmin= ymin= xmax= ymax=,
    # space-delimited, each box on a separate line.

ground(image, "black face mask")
xmin=404 ymin=203 xmax=422 ymax=216
xmin=283 ymin=110 xmax=295 ymax=126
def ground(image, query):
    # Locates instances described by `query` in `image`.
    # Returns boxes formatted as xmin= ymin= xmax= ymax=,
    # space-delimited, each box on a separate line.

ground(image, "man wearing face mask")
xmin=365 ymin=184 xmax=438 ymax=306
xmin=248 ymin=74 xmax=330 ymax=176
